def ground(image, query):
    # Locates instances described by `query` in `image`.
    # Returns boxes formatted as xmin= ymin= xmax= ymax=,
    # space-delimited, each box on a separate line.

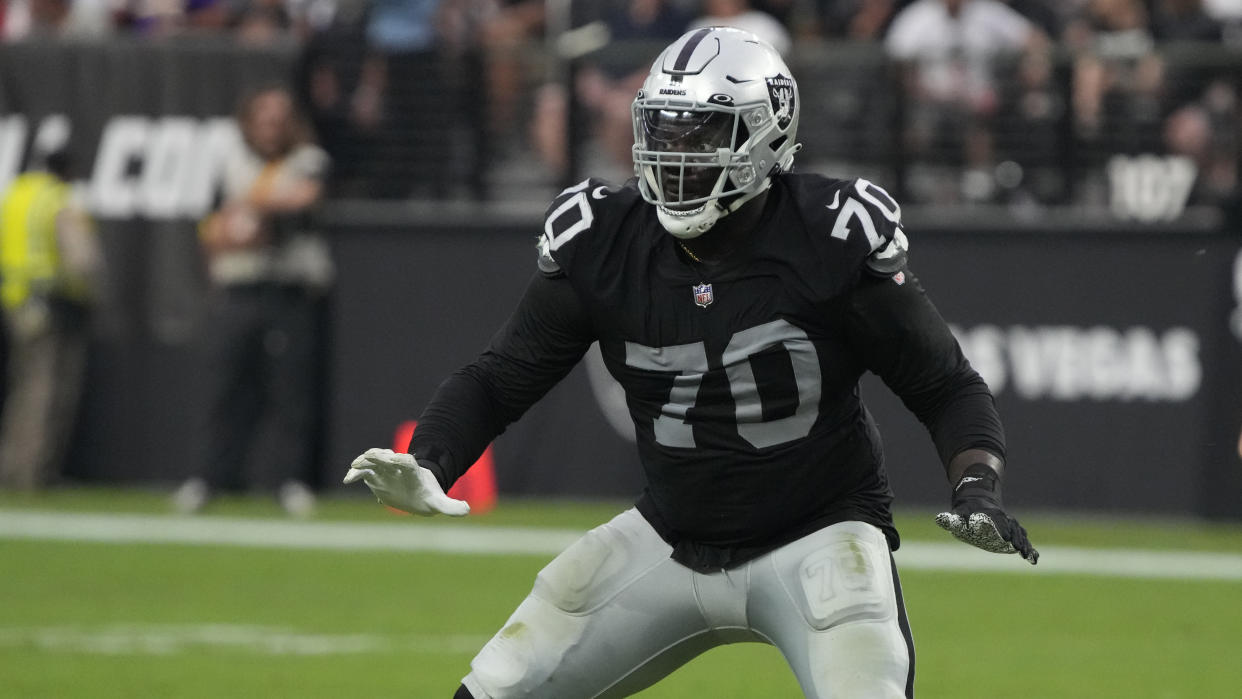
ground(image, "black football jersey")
xmin=413 ymin=172 xmax=1004 ymax=571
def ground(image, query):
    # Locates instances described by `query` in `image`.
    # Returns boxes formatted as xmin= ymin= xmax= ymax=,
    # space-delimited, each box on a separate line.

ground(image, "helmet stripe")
xmin=671 ymin=27 xmax=713 ymax=73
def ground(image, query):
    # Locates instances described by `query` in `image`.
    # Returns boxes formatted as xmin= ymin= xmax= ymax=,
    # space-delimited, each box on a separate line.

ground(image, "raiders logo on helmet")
xmin=767 ymin=75 xmax=796 ymax=131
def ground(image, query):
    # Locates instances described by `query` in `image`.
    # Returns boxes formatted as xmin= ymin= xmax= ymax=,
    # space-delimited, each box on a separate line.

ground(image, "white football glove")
xmin=343 ymin=448 xmax=470 ymax=517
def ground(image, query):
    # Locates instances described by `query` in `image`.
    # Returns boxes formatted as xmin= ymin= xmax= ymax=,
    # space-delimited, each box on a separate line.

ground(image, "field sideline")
xmin=2 ymin=509 xmax=1242 ymax=581
xmin=1 ymin=489 xmax=1241 ymax=698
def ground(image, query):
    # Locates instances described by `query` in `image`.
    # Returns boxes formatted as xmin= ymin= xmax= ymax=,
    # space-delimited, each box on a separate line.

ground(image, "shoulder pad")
xmin=820 ymin=177 xmax=908 ymax=275
xmin=536 ymin=235 xmax=562 ymax=277
xmin=866 ymin=228 xmax=908 ymax=276
xmin=539 ymin=177 xmax=636 ymax=272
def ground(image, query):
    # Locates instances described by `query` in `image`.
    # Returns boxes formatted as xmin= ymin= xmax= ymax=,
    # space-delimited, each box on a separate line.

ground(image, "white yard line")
xmin=1 ymin=509 xmax=1240 ymax=581
xmin=0 ymin=509 xmax=582 ymax=555
xmin=0 ymin=623 xmax=490 ymax=656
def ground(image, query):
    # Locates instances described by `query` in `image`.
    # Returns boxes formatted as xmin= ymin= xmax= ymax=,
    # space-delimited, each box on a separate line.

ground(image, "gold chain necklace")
xmin=677 ymin=240 xmax=715 ymax=307
xmin=677 ymin=240 xmax=703 ymax=263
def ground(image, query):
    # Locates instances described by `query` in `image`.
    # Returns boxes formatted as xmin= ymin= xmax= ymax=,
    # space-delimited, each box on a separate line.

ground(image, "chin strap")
xmin=722 ymin=179 xmax=769 ymax=215
xmin=660 ymin=178 xmax=773 ymax=239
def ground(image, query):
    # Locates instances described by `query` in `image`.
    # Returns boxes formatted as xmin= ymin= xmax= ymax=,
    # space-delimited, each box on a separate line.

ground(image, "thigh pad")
xmin=532 ymin=509 xmax=668 ymax=615
xmin=774 ymin=522 xmax=897 ymax=631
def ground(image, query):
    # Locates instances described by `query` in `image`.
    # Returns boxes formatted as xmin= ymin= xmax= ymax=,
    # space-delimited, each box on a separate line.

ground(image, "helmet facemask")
xmin=637 ymin=106 xmax=750 ymax=206
xmin=631 ymin=28 xmax=801 ymax=239
xmin=633 ymin=100 xmax=772 ymax=238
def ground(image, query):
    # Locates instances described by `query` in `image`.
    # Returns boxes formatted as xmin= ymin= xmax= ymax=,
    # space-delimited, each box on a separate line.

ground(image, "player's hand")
xmin=343 ymin=448 xmax=469 ymax=517
xmin=936 ymin=464 xmax=1038 ymax=564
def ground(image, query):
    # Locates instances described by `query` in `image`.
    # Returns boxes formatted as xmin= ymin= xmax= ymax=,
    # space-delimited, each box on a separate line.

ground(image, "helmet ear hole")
xmin=731 ymin=166 xmax=756 ymax=187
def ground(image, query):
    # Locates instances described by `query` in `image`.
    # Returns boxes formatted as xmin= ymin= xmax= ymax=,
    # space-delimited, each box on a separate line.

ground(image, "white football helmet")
xmin=632 ymin=27 xmax=801 ymax=239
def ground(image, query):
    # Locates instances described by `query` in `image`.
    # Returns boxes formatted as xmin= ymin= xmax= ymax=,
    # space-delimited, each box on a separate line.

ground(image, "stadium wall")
xmin=47 ymin=212 xmax=1242 ymax=520
xmin=321 ymin=219 xmax=1242 ymax=520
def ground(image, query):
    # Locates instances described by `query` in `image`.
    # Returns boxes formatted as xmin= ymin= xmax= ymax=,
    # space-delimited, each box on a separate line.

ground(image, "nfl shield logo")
xmin=693 ymin=283 xmax=714 ymax=308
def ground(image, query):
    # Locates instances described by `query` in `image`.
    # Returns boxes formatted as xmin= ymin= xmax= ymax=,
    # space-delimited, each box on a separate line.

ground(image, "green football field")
xmin=1 ymin=488 xmax=1240 ymax=698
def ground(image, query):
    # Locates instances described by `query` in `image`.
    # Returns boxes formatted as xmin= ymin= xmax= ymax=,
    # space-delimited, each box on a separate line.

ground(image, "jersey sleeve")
xmin=843 ymin=177 xmax=908 ymax=276
xmin=843 ymin=271 xmax=1006 ymax=467
xmin=410 ymin=272 xmax=597 ymax=488
xmin=537 ymin=177 xmax=638 ymax=276
xmin=798 ymin=175 xmax=909 ymax=280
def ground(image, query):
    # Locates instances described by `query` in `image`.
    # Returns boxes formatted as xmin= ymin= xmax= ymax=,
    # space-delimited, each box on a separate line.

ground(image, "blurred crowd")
xmin=3 ymin=0 xmax=1240 ymax=46
xmin=0 ymin=0 xmax=330 ymax=41
xmin=2 ymin=0 xmax=1241 ymax=210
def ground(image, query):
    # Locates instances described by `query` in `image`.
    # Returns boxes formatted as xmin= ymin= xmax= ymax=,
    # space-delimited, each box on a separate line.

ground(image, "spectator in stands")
xmin=1007 ymin=0 xmax=1065 ymax=37
xmin=1202 ymin=0 xmax=1242 ymax=45
xmin=117 ymin=0 xmax=186 ymax=35
xmin=285 ymin=0 xmax=348 ymax=36
xmin=348 ymin=0 xmax=456 ymax=198
xmin=300 ymin=48 xmax=349 ymax=188
xmin=295 ymin=0 xmax=371 ymax=194
xmin=1064 ymin=0 xmax=1165 ymax=157
xmin=478 ymin=0 xmax=546 ymax=144
xmin=885 ymin=0 xmax=1044 ymax=202
xmin=532 ymin=0 xmax=693 ymax=179
xmin=1152 ymin=0 xmax=1226 ymax=145
xmin=234 ymin=0 xmax=295 ymax=43
xmin=173 ymin=87 xmax=332 ymax=517
xmin=185 ymin=0 xmax=233 ymax=32
xmin=1 ymin=0 xmax=113 ymax=38
xmin=1064 ymin=0 xmax=1157 ymax=126
xmin=688 ymin=0 xmax=792 ymax=55
xmin=991 ymin=42 xmax=1068 ymax=206
xmin=2 ymin=0 xmax=69 ymax=37
xmin=0 ymin=143 xmax=102 ymax=490
xmin=1152 ymin=0 xmax=1223 ymax=40
xmin=749 ymin=0 xmax=796 ymax=28
xmin=111 ymin=0 xmax=304 ymax=38
xmin=1163 ymin=79 xmax=1236 ymax=206
xmin=813 ymin=0 xmax=898 ymax=39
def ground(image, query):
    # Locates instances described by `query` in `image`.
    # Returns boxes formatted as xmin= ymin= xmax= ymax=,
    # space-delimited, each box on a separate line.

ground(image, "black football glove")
xmin=935 ymin=463 xmax=1039 ymax=565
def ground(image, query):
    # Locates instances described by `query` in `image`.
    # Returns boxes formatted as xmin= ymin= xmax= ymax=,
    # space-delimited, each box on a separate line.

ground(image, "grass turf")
xmin=1 ymin=488 xmax=1241 ymax=698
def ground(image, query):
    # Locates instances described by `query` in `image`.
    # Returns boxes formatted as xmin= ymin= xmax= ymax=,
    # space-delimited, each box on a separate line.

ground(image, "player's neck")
xmin=678 ymin=191 xmax=769 ymax=263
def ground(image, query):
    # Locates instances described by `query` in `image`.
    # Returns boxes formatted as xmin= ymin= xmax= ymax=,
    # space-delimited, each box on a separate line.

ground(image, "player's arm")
xmin=413 ymin=270 xmax=595 ymax=487
xmin=345 ymin=271 xmax=596 ymax=515
xmin=246 ymin=147 xmax=328 ymax=214
xmin=247 ymin=178 xmax=323 ymax=214
xmin=844 ymin=271 xmax=1039 ymax=564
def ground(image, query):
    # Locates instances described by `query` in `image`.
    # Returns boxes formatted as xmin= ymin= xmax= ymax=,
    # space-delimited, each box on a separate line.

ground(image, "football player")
xmin=345 ymin=27 xmax=1039 ymax=699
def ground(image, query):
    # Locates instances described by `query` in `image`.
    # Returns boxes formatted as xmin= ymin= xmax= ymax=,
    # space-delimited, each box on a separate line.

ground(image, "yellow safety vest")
xmin=0 ymin=171 xmax=87 ymax=310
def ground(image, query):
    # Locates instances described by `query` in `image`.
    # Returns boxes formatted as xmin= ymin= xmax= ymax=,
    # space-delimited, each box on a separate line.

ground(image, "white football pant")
xmin=461 ymin=508 xmax=915 ymax=698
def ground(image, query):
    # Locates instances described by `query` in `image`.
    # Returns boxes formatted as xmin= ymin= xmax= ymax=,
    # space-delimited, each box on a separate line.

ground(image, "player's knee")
xmin=825 ymin=675 xmax=907 ymax=699
xmin=805 ymin=622 xmax=911 ymax=699
xmin=466 ymin=596 xmax=590 ymax=697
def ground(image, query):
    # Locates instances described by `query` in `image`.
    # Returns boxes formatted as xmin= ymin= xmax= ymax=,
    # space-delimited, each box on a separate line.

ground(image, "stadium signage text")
xmin=0 ymin=114 xmax=240 ymax=220
xmin=89 ymin=116 xmax=239 ymax=220
xmin=952 ymin=324 xmax=1200 ymax=402
xmin=1107 ymin=154 xmax=1197 ymax=223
